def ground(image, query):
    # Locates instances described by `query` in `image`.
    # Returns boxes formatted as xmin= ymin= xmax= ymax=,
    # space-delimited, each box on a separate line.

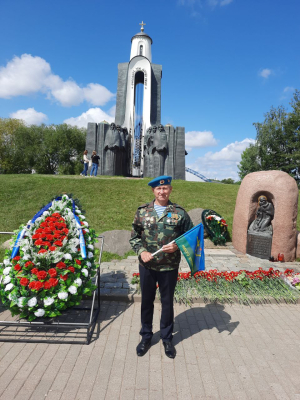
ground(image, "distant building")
xmin=86 ymin=22 xmax=185 ymax=179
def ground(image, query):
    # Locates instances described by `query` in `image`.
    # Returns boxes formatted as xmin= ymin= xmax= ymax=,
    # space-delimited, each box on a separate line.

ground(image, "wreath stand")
xmin=0 ymin=233 xmax=104 ymax=345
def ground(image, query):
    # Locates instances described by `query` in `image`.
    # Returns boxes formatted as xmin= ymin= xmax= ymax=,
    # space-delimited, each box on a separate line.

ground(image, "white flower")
xmin=88 ymin=236 xmax=91 ymax=241
xmin=3 ymin=259 xmax=10 ymax=266
xmin=75 ymin=209 xmax=80 ymax=214
xmin=86 ymin=261 xmax=92 ymax=268
xmin=28 ymin=297 xmax=37 ymax=307
xmin=8 ymin=293 xmax=13 ymax=300
xmin=23 ymin=254 xmax=30 ymax=260
xmin=88 ymin=244 xmax=94 ymax=250
xmin=17 ymin=297 xmax=26 ymax=308
xmin=3 ymin=267 xmax=11 ymax=275
xmin=63 ymin=253 xmax=72 ymax=260
xmin=74 ymin=278 xmax=82 ymax=287
xmin=68 ymin=285 xmax=77 ymax=295
xmin=58 ymin=292 xmax=68 ymax=300
xmin=34 ymin=309 xmax=45 ymax=317
xmin=4 ymin=283 xmax=13 ymax=291
xmin=3 ymin=276 xmax=11 ymax=284
xmin=81 ymin=269 xmax=88 ymax=277
xmin=43 ymin=211 xmax=50 ymax=217
xmin=84 ymin=228 xmax=89 ymax=233
xmin=62 ymin=194 xmax=69 ymax=200
xmin=80 ymin=215 xmax=86 ymax=220
xmin=88 ymin=252 xmax=93 ymax=259
xmin=44 ymin=297 xmax=54 ymax=306
xmin=83 ymin=221 xmax=89 ymax=227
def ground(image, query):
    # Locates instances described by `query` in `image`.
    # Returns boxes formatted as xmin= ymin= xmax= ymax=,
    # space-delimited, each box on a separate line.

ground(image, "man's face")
xmin=152 ymin=185 xmax=172 ymax=203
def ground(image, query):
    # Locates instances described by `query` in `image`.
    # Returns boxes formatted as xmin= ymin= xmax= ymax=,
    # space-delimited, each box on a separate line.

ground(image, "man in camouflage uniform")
xmin=130 ymin=175 xmax=193 ymax=358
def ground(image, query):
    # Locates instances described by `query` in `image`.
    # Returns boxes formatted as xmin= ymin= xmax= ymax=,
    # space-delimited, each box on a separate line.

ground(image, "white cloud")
xmin=280 ymin=86 xmax=295 ymax=100
xmin=0 ymin=54 xmax=115 ymax=107
xmin=207 ymin=0 xmax=233 ymax=7
xmin=108 ymin=104 xmax=116 ymax=118
xmin=0 ymin=54 xmax=50 ymax=98
xmin=259 ymin=68 xmax=272 ymax=79
xmin=10 ymin=108 xmax=48 ymax=125
xmin=187 ymin=138 xmax=255 ymax=181
xmin=63 ymin=107 xmax=114 ymax=128
xmin=283 ymin=86 xmax=295 ymax=93
xmin=185 ymin=130 xmax=218 ymax=151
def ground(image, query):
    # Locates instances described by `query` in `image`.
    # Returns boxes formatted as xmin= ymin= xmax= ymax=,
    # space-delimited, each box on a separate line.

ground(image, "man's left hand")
xmin=162 ymin=242 xmax=178 ymax=253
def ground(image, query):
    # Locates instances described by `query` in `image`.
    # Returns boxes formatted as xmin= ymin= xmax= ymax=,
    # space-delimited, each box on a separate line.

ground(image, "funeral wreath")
xmin=0 ymin=195 xmax=97 ymax=321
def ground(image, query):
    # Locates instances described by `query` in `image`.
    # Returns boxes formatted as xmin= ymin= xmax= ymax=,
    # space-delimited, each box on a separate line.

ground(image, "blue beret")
xmin=148 ymin=175 xmax=172 ymax=188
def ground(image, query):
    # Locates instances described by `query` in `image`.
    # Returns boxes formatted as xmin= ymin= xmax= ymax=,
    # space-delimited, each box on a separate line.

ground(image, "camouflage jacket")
xmin=129 ymin=200 xmax=194 ymax=271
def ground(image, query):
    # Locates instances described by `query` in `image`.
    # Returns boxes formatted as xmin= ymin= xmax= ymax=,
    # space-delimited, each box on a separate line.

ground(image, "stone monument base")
xmin=246 ymin=231 xmax=272 ymax=260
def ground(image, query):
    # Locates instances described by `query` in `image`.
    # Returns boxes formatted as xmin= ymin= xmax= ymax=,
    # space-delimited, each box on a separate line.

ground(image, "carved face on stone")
xmin=147 ymin=127 xmax=152 ymax=134
xmin=152 ymin=125 xmax=157 ymax=133
xmin=110 ymin=123 xmax=116 ymax=130
xmin=158 ymin=124 xmax=165 ymax=132
xmin=116 ymin=125 xmax=122 ymax=131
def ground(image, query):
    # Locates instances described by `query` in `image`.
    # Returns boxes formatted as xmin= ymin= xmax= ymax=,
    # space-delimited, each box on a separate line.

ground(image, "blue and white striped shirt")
xmin=154 ymin=204 xmax=167 ymax=218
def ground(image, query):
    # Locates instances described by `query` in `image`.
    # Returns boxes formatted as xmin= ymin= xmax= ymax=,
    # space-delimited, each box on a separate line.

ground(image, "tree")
xmin=238 ymin=90 xmax=300 ymax=180
xmin=0 ymin=119 xmax=86 ymax=174
xmin=221 ymin=178 xmax=235 ymax=184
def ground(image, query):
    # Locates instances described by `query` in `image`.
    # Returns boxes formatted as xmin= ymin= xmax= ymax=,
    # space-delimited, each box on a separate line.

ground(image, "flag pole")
xmin=151 ymin=240 xmax=175 ymax=257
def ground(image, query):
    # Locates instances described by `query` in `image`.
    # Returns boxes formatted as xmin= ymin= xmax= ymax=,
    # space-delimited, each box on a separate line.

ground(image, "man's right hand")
xmin=140 ymin=251 xmax=154 ymax=263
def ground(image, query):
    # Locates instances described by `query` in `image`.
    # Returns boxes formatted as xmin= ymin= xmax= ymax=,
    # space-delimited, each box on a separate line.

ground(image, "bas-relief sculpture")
xmin=104 ymin=123 xmax=128 ymax=176
xmin=232 ymin=170 xmax=299 ymax=261
xmin=248 ymin=195 xmax=274 ymax=235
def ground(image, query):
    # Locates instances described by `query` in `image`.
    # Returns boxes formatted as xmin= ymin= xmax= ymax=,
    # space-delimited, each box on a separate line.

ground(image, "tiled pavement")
xmin=0 ymin=248 xmax=300 ymax=399
xmin=0 ymin=301 xmax=300 ymax=399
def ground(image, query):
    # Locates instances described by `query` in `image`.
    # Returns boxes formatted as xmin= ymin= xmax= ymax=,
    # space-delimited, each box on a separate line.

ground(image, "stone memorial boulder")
xmin=232 ymin=170 xmax=298 ymax=261
xmin=96 ymin=230 xmax=132 ymax=256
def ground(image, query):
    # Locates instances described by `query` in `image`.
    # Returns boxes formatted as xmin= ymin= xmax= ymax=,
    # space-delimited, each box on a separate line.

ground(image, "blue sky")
xmin=0 ymin=0 xmax=299 ymax=180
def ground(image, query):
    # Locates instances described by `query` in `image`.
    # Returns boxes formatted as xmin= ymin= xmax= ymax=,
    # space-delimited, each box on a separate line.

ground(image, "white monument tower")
xmin=115 ymin=21 xmax=163 ymax=176
xmin=86 ymin=22 xmax=186 ymax=180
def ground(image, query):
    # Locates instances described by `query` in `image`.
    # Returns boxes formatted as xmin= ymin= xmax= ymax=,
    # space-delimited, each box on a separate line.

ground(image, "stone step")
xmin=204 ymin=249 xmax=236 ymax=257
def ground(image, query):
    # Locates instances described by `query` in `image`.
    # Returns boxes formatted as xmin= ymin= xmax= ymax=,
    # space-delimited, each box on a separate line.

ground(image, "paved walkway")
xmin=0 ymin=301 xmax=300 ymax=399
xmin=100 ymin=246 xmax=300 ymax=299
xmin=0 ymin=248 xmax=300 ymax=399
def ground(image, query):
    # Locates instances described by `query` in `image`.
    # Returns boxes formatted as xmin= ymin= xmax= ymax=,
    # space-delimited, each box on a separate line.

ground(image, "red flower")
xmin=14 ymin=264 xmax=22 ymax=271
xmin=42 ymin=241 xmax=51 ymax=248
xmin=63 ymin=228 xmax=69 ymax=234
xmin=52 ymin=213 xmax=61 ymax=218
xmin=37 ymin=271 xmax=48 ymax=280
xmin=33 ymin=281 xmax=44 ymax=291
xmin=68 ymin=266 xmax=75 ymax=273
xmin=75 ymin=259 xmax=81 ymax=265
xmin=80 ymin=221 xmax=84 ymax=226
xmin=32 ymin=233 xmax=40 ymax=239
xmin=24 ymin=261 xmax=34 ymax=269
xmin=44 ymin=281 xmax=52 ymax=290
xmin=60 ymin=274 xmax=68 ymax=281
xmin=20 ymin=278 xmax=29 ymax=286
xmin=13 ymin=256 xmax=21 ymax=262
xmin=54 ymin=240 xmax=63 ymax=247
xmin=48 ymin=278 xmax=58 ymax=287
xmin=38 ymin=249 xmax=47 ymax=254
xmin=48 ymin=268 xmax=57 ymax=278
xmin=82 ymin=230 xmax=86 ymax=235
xmin=49 ymin=246 xmax=57 ymax=251
xmin=56 ymin=261 xmax=66 ymax=269
xmin=31 ymin=268 xmax=38 ymax=275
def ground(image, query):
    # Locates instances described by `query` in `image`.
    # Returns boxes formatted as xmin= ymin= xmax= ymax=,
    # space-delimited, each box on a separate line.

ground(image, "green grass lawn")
xmin=1 ymin=174 xmax=300 ymax=261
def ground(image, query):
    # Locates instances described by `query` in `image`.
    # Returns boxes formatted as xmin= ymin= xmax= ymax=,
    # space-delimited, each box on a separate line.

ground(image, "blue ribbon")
xmin=11 ymin=200 xmax=54 ymax=259
xmin=72 ymin=200 xmax=87 ymax=259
